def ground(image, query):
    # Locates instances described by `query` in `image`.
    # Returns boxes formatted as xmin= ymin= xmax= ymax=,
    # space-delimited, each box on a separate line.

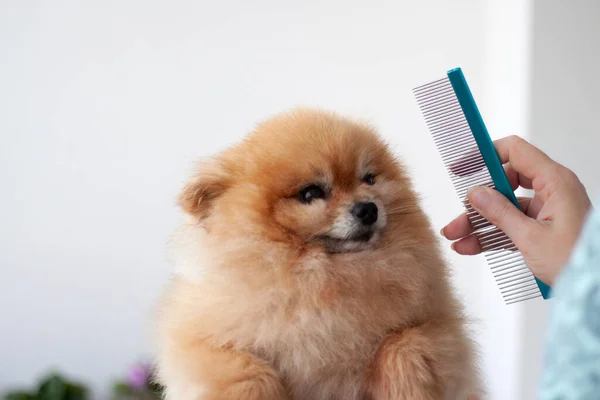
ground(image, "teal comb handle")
xmin=447 ymin=67 xmax=551 ymax=300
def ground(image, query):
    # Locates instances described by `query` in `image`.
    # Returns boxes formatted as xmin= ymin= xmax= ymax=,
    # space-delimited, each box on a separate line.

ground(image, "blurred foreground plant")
xmin=111 ymin=362 xmax=163 ymax=400
xmin=3 ymin=373 xmax=88 ymax=400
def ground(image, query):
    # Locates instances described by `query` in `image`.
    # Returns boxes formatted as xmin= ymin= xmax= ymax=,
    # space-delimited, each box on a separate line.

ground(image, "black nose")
xmin=351 ymin=202 xmax=378 ymax=225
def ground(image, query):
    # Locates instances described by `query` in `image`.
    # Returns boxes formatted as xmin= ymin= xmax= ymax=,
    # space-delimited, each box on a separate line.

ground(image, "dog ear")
xmin=178 ymin=159 xmax=230 ymax=220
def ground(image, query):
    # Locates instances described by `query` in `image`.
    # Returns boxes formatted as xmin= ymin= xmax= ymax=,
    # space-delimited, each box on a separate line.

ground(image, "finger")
xmin=451 ymin=230 xmax=521 ymax=254
xmin=504 ymin=163 xmax=533 ymax=190
xmin=451 ymin=234 xmax=482 ymax=255
xmin=441 ymin=213 xmax=473 ymax=240
xmin=526 ymin=195 xmax=544 ymax=219
xmin=442 ymin=197 xmax=532 ymax=240
xmin=504 ymin=163 xmax=519 ymax=190
xmin=467 ymin=186 xmax=539 ymax=246
xmin=516 ymin=197 xmax=533 ymax=214
xmin=493 ymin=136 xmax=558 ymax=183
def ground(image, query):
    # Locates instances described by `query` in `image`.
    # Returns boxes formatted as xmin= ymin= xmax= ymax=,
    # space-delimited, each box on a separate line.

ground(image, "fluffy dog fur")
xmin=156 ymin=109 xmax=482 ymax=400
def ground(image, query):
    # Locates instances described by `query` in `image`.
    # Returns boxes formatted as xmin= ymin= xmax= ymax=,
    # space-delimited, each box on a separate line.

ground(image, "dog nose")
xmin=351 ymin=202 xmax=378 ymax=225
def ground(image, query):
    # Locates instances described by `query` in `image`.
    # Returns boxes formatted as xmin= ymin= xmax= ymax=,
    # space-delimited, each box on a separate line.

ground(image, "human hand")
xmin=441 ymin=136 xmax=592 ymax=285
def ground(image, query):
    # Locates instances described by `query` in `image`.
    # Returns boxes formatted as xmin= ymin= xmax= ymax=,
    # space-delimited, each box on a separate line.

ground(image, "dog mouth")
xmin=317 ymin=229 xmax=379 ymax=253
xmin=348 ymin=230 xmax=374 ymax=242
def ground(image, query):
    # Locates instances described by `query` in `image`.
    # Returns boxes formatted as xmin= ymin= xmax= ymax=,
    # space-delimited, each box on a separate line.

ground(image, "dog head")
xmin=178 ymin=109 xmax=421 ymax=257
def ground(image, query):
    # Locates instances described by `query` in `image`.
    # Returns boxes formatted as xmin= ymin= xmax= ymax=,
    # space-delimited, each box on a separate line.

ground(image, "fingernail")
xmin=468 ymin=186 xmax=491 ymax=209
xmin=450 ymin=242 xmax=456 ymax=251
xmin=440 ymin=227 xmax=446 ymax=238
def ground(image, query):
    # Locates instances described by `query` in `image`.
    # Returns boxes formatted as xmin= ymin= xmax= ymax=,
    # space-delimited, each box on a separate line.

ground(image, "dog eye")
xmin=362 ymin=173 xmax=376 ymax=185
xmin=299 ymin=184 xmax=326 ymax=204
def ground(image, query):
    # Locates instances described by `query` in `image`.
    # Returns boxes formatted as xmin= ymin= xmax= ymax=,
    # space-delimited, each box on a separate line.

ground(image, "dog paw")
xmin=366 ymin=328 xmax=441 ymax=400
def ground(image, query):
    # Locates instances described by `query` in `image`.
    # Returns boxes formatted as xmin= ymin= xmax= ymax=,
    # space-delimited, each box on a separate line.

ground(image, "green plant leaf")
xmin=64 ymin=383 xmax=87 ymax=400
xmin=38 ymin=375 xmax=67 ymax=400
xmin=112 ymin=383 xmax=134 ymax=396
xmin=3 ymin=392 xmax=35 ymax=400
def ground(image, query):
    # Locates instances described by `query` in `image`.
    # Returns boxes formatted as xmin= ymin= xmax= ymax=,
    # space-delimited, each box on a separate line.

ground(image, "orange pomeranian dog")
xmin=155 ymin=109 xmax=482 ymax=400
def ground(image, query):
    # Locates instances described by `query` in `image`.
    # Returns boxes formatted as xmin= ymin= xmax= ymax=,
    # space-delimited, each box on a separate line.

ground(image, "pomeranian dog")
xmin=156 ymin=109 xmax=481 ymax=400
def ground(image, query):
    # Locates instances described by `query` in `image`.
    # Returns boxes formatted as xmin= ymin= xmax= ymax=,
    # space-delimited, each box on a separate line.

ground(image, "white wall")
xmin=478 ymin=1 xmax=535 ymax=398
xmin=0 ymin=0 xmax=531 ymax=398
xmin=520 ymin=1 xmax=600 ymax=398
xmin=530 ymin=0 xmax=600 ymax=197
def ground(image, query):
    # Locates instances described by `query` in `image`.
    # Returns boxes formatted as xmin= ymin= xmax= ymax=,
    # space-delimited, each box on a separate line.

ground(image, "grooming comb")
xmin=412 ymin=67 xmax=551 ymax=304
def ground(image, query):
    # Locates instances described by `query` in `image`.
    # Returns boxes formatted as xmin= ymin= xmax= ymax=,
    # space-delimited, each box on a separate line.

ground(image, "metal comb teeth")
xmin=413 ymin=77 xmax=542 ymax=305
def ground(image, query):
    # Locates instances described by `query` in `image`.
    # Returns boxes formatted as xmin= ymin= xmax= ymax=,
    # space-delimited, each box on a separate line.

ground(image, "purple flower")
xmin=126 ymin=363 xmax=151 ymax=389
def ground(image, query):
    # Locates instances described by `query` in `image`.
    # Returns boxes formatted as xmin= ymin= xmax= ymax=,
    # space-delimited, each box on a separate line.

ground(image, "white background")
xmin=1 ymin=1 xmax=598 ymax=399
xmin=522 ymin=0 xmax=600 ymax=398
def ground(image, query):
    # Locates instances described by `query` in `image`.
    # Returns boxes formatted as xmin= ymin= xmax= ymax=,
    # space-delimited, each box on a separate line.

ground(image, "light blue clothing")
xmin=541 ymin=207 xmax=600 ymax=399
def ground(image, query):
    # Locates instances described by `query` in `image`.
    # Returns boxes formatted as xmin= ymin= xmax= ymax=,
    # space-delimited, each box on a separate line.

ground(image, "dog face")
xmin=178 ymin=109 xmax=418 ymax=256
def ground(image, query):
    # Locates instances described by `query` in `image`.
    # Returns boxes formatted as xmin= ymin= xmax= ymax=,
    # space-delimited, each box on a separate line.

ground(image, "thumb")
xmin=467 ymin=186 xmax=535 ymax=246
